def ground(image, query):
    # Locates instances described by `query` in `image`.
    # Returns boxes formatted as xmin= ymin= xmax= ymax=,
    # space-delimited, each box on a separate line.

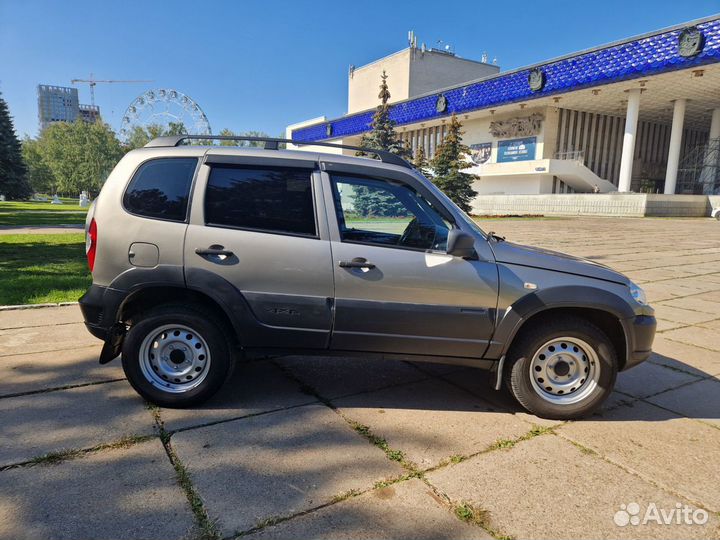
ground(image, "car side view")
xmin=79 ymin=135 xmax=656 ymax=420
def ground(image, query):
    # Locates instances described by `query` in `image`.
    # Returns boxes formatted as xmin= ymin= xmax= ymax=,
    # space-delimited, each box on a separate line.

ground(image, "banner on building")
xmin=497 ymin=137 xmax=536 ymax=163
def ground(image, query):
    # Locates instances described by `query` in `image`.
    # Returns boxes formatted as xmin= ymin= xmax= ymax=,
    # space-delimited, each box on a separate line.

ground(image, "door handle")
xmin=195 ymin=246 xmax=234 ymax=257
xmin=339 ymin=258 xmax=375 ymax=269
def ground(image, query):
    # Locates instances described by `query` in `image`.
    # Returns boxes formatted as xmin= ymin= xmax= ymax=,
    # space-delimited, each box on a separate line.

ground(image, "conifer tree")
xmin=413 ymin=145 xmax=432 ymax=178
xmin=0 ymin=93 xmax=32 ymax=199
xmin=357 ymin=70 xmax=409 ymax=158
xmin=430 ymin=114 xmax=478 ymax=212
xmin=352 ymin=70 xmax=408 ymax=217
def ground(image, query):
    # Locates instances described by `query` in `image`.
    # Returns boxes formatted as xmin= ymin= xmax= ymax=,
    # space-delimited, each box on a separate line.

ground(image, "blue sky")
xmin=1 ymin=0 xmax=718 ymax=139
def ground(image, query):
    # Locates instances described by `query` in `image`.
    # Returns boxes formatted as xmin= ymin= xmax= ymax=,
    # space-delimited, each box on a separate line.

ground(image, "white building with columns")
xmin=288 ymin=16 xmax=720 ymax=199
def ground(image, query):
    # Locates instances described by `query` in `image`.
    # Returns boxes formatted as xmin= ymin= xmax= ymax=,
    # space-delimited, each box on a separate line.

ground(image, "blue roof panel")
xmin=293 ymin=18 xmax=720 ymax=142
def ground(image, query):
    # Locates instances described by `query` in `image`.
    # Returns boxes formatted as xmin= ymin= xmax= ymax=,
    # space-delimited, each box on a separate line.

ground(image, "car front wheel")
xmin=504 ymin=316 xmax=618 ymax=420
xmin=121 ymin=304 xmax=234 ymax=408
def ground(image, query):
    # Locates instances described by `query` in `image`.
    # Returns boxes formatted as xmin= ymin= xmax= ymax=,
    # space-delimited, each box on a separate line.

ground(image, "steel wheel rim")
xmin=138 ymin=324 xmax=211 ymax=394
xmin=529 ymin=337 xmax=600 ymax=405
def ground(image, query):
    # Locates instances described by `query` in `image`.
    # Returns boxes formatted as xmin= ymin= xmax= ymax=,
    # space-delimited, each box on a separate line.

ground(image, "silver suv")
xmin=80 ymin=136 xmax=656 ymax=419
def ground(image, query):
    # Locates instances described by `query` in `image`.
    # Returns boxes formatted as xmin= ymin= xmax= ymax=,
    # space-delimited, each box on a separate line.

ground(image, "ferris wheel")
xmin=119 ymin=88 xmax=212 ymax=141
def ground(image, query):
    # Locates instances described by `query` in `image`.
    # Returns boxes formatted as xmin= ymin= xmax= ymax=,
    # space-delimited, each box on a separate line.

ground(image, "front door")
xmin=185 ymin=156 xmax=334 ymax=349
xmin=324 ymin=170 xmax=499 ymax=358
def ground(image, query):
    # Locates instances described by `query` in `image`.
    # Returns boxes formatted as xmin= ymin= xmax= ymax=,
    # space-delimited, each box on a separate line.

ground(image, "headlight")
xmin=629 ymin=282 xmax=647 ymax=305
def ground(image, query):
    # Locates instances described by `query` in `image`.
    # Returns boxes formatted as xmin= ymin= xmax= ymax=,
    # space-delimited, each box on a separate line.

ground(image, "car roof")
xmin=125 ymin=145 xmax=414 ymax=175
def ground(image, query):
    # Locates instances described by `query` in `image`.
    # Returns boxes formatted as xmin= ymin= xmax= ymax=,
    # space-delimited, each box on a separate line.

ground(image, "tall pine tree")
xmin=0 ymin=93 xmax=32 ymax=200
xmin=413 ymin=145 xmax=432 ymax=178
xmin=352 ymin=70 xmax=408 ymax=217
xmin=430 ymin=114 xmax=478 ymax=212
xmin=357 ymin=70 xmax=409 ymax=158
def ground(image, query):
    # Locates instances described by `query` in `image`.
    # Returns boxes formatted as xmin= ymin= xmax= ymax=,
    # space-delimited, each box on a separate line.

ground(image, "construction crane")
xmin=70 ymin=74 xmax=154 ymax=106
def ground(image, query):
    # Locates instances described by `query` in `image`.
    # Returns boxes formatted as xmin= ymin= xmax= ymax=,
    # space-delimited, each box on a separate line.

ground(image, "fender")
xmin=485 ymin=285 xmax=634 ymax=360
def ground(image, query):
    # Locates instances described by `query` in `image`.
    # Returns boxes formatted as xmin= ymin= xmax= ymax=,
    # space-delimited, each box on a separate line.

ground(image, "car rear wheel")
xmin=504 ymin=316 xmax=617 ymax=420
xmin=121 ymin=304 xmax=234 ymax=408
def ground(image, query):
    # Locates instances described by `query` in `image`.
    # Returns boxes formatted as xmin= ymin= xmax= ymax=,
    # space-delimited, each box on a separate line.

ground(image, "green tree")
xmin=0 ymin=93 xmax=32 ymax=199
xmin=22 ymin=137 xmax=56 ymax=194
xmin=352 ymin=71 xmax=409 ymax=217
xmin=430 ymin=114 xmax=478 ymax=212
xmin=39 ymin=120 xmax=123 ymax=195
xmin=357 ymin=70 xmax=409 ymax=158
xmin=124 ymin=122 xmax=187 ymax=150
xmin=412 ymin=145 xmax=432 ymax=179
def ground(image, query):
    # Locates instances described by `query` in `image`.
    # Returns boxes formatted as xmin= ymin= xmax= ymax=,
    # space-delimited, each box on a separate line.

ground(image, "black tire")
xmin=504 ymin=315 xmax=617 ymax=420
xmin=121 ymin=304 xmax=235 ymax=408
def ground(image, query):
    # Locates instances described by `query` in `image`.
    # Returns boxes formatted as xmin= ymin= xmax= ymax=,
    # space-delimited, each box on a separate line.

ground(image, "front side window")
xmin=330 ymin=174 xmax=451 ymax=251
xmin=205 ymin=165 xmax=316 ymax=236
xmin=123 ymin=158 xmax=198 ymax=221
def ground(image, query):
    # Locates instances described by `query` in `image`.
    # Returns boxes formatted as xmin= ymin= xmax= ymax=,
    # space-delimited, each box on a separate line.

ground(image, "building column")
xmin=664 ymin=98 xmax=687 ymax=195
xmin=710 ymin=108 xmax=720 ymax=140
xmin=618 ymin=89 xmax=641 ymax=192
xmin=699 ymin=108 xmax=720 ymax=193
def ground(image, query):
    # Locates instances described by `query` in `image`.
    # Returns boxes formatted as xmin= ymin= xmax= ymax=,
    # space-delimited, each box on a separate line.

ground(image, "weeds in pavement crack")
xmin=0 ymin=434 xmax=153 ymax=471
xmin=150 ymin=403 xmax=219 ymax=540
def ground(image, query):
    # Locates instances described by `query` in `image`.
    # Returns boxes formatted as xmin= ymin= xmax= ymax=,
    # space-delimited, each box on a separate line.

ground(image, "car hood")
xmin=490 ymin=241 xmax=630 ymax=285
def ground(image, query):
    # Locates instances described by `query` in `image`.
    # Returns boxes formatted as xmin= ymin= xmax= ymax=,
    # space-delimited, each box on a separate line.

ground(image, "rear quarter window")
xmin=123 ymin=158 xmax=198 ymax=221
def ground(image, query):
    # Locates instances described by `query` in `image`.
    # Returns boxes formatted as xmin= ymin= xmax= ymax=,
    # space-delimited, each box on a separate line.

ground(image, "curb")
xmin=0 ymin=301 xmax=79 ymax=312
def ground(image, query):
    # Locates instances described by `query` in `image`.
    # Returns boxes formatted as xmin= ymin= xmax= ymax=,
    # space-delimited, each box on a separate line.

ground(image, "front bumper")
xmin=622 ymin=314 xmax=657 ymax=370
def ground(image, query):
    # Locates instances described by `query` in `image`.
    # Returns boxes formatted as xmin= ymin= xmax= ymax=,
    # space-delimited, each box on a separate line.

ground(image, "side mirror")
xmin=446 ymin=229 xmax=476 ymax=258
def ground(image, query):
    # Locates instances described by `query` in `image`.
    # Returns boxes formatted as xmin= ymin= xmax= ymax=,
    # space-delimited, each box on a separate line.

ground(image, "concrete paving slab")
xmin=427 ymin=434 xmax=720 ymax=539
xmin=0 ymin=380 xmax=155 ymax=467
xmin=653 ymin=304 xmax=719 ymax=325
xmin=698 ymin=318 xmax=720 ymax=330
xmin=646 ymin=378 xmax=720 ymax=428
xmin=158 ymin=360 xmax=318 ymax=432
xmin=659 ymin=297 xmax=720 ymax=316
xmin=559 ymin=401 xmax=720 ymax=512
xmin=0 ymin=345 xmax=120 ymax=397
xmin=439 ymin=368 xmax=565 ymax=427
xmin=615 ymin=361 xmax=702 ymax=398
xmin=0 ymin=224 xmax=84 ymax=235
xmin=171 ymin=404 xmax=403 ymax=536
xmin=0 ymin=439 xmax=196 ymax=540
xmin=246 ymin=478 xmax=489 ymax=540
xmin=0 ymin=305 xmax=84 ymax=330
xmin=0 ymin=322 xmax=98 ymax=357
xmin=276 ymin=355 xmax=427 ymax=400
xmin=661 ymin=326 xmax=720 ymax=352
xmin=650 ymin=336 xmax=720 ymax=376
xmin=654 ymin=318 xmax=687 ymax=332
xmin=333 ymin=378 xmax=529 ymax=468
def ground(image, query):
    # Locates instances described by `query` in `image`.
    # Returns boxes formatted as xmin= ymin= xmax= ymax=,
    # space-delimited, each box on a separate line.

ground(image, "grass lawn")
xmin=0 ymin=200 xmax=88 ymax=227
xmin=0 ymin=233 xmax=90 ymax=305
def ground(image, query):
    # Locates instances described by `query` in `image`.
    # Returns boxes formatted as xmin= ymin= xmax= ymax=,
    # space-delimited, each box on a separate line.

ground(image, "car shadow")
xmin=176 ymin=353 xmax=719 ymax=425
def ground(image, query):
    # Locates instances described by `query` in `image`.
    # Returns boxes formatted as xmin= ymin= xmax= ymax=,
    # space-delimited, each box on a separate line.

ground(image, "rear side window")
xmin=205 ymin=166 xmax=316 ymax=236
xmin=123 ymin=158 xmax=198 ymax=221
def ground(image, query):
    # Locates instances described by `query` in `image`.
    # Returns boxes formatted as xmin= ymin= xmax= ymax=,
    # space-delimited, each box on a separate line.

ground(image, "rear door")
xmin=184 ymin=152 xmax=334 ymax=349
xmin=321 ymin=164 xmax=499 ymax=358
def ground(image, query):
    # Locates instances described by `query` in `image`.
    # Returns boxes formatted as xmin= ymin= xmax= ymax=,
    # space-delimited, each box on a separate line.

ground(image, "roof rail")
xmin=143 ymin=135 xmax=412 ymax=169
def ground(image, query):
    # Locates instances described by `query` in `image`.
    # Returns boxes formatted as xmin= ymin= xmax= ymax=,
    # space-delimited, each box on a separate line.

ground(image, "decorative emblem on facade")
xmin=489 ymin=113 xmax=544 ymax=138
xmin=678 ymin=26 xmax=705 ymax=58
xmin=326 ymin=123 xmax=333 ymax=137
xmin=469 ymin=142 xmax=492 ymax=165
xmin=528 ymin=68 xmax=546 ymax=92
xmin=436 ymin=94 xmax=448 ymax=113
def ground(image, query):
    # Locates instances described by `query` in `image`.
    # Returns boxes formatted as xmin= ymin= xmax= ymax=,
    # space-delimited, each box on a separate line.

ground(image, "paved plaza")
xmin=1 ymin=217 xmax=719 ymax=540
